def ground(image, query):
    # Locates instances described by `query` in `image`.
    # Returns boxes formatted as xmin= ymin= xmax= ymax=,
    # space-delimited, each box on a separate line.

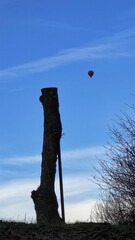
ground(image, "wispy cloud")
xmin=65 ymin=200 xmax=97 ymax=222
xmin=0 ymin=179 xmax=37 ymax=222
xmin=62 ymin=145 xmax=105 ymax=160
xmin=1 ymin=26 xmax=135 ymax=80
xmin=1 ymin=145 xmax=105 ymax=165
xmin=1 ymin=155 xmax=40 ymax=165
xmin=59 ymin=175 xmax=98 ymax=202
xmin=0 ymin=146 xmax=101 ymax=221
xmin=0 ymin=179 xmax=37 ymax=201
xmin=0 ymin=176 xmax=98 ymax=222
xmin=0 ymin=43 xmax=115 ymax=79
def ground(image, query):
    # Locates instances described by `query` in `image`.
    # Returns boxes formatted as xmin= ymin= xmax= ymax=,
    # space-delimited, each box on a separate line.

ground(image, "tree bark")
xmin=31 ymin=88 xmax=63 ymax=224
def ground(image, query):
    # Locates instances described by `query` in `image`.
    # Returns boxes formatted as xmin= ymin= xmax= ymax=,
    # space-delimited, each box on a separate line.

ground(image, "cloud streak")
xmin=0 ymin=44 xmax=114 ymax=79
xmin=0 ymin=176 xmax=98 ymax=222
xmin=0 ymin=26 xmax=135 ymax=80
xmin=1 ymin=145 xmax=105 ymax=165
xmin=0 ymin=146 xmax=100 ymax=221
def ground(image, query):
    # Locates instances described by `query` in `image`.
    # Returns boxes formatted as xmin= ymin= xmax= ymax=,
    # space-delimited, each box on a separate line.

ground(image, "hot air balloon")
xmin=88 ymin=70 xmax=94 ymax=78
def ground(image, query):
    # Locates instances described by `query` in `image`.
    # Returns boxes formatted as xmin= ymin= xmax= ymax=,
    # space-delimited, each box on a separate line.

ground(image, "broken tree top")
xmin=41 ymin=87 xmax=58 ymax=95
xmin=39 ymin=87 xmax=59 ymax=105
xmin=41 ymin=87 xmax=57 ymax=95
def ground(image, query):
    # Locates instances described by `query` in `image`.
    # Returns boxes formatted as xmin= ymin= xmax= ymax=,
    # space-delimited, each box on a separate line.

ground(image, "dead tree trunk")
xmin=31 ymin=88 xmax=63 ymax=224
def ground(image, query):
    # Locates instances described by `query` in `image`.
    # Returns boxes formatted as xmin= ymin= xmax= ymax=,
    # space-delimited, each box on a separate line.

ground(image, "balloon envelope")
xmin=88 ymin=70 xmax=94 ymax=77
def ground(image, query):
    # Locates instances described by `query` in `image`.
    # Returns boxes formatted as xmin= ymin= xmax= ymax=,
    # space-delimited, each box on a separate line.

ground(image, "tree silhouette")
xmin=92 ymin=107 xmax=135 ymax=224
xmin=31 ymin=88 xmax=63 ymax=224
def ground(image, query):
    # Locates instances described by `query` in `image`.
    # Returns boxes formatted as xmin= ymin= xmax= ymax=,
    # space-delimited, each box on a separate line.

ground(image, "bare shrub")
xmin=91 ymin=106 xmax=135 ymax=224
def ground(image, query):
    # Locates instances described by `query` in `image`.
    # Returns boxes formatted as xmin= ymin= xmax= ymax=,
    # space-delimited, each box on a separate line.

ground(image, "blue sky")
xmin=0 ymin=0 xmax=135 ymax=222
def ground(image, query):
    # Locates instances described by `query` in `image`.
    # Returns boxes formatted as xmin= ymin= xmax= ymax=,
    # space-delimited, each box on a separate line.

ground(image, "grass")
xmin=0 ymin=218 xmax=135 ymax=239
